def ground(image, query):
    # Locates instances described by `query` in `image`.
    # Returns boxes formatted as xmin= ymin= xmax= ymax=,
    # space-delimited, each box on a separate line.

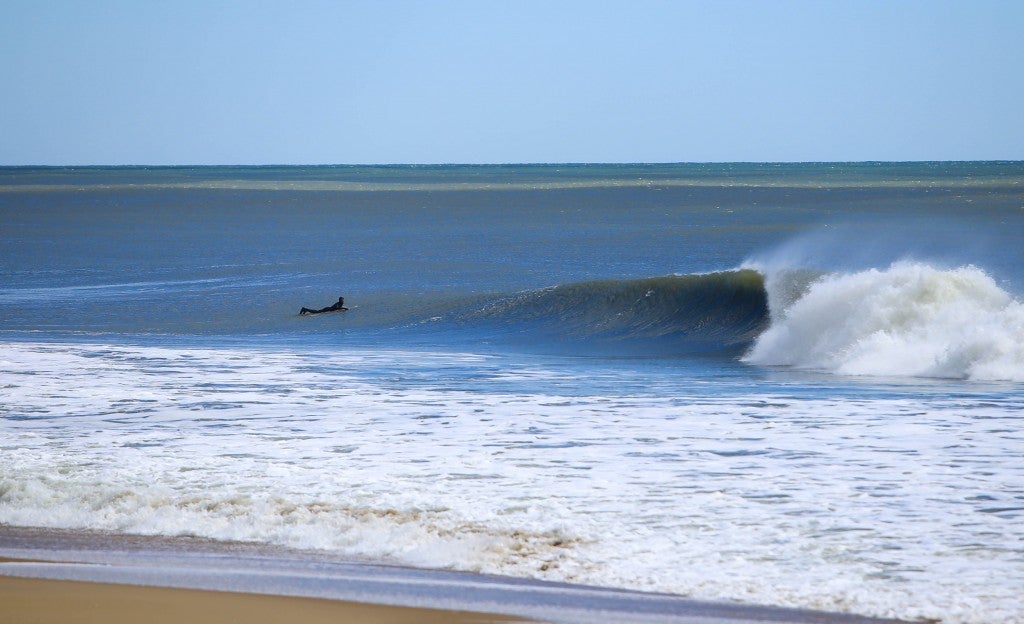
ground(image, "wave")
xmin=474 ymin=262 xmax=1024 ymax=380
xmin=458 ymin=270 xmax=770 ymax=353
xmin=9 ymin=260 xmax=1019 ymax=381
xmin=744 ymin=262 xmax=1024 ymax=381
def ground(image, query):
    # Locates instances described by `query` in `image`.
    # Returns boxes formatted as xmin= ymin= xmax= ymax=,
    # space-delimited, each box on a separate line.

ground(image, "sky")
xmin=1 ymin=0 xmax=1022 ymax=165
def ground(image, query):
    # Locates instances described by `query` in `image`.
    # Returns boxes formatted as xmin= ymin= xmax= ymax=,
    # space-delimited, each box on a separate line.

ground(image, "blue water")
xmin=2 ymin=163 xmax=1024 ymax=623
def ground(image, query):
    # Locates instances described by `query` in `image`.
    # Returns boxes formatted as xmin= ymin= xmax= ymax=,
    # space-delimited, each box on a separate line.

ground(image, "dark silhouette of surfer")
xmin=299 ymin=296 xmax=348 ymax=315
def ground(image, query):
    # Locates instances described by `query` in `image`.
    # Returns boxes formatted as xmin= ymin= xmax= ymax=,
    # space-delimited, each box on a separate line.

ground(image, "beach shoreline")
xmin=0 ymin=575 xmax=520 ymax=624
xmin=0 ymin=525 xmax=909 ymax=624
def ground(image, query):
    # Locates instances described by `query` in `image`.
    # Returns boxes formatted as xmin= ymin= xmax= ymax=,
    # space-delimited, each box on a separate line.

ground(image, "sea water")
xmin=1 ymin=163 xmax=1023 ymax=623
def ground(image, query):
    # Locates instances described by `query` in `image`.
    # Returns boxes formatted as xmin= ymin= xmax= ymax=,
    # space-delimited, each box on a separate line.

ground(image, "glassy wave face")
xmin=3 ymin=163 xmax=1024 ymax=624
xmin=451 ymin=269 xmax=770 ymax=353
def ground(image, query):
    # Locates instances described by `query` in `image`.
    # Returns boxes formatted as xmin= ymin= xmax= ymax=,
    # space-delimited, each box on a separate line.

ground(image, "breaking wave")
xmin=744 ymin=262 xmax=1024 ymax=381
xmin=453 ymin=261 xmax=1024 ymax=382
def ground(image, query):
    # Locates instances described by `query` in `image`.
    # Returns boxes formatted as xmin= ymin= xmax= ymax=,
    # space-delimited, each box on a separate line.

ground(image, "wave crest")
xmin=745 ymin=262 xmax=1024 ymax=381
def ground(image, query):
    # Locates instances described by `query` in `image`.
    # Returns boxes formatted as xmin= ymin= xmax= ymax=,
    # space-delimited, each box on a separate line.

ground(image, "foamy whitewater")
xmin=2 ymin=163 xmax=1023 ymax=623
xmin=747 ymin=262 xmax=1024 ymax=381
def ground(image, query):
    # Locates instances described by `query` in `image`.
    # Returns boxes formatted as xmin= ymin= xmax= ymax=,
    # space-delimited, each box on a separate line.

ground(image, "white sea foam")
xmin=2 ymin=341 xmax=1023 ymax=623
xmin=746 ymin=262 xmax=1024 ymax=381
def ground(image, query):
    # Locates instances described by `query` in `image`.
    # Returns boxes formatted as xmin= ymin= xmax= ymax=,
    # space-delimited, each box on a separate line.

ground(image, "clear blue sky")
xmin=2 ymin=0 xmax=1022 ymax=165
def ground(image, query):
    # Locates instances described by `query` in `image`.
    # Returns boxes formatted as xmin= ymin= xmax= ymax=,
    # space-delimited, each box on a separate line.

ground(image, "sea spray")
xmin=745 ymin=262 xmax=1024 ymax=381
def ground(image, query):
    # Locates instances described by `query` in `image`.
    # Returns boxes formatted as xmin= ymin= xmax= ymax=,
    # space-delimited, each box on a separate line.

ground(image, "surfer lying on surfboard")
xmin=299 ymin=296 xmax=348 ymax=315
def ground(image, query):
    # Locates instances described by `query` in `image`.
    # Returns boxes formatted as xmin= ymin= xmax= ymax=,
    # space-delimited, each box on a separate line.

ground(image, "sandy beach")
xmin=0 ymin=525 xmax=910 ymax=624
xmin=0 ymin=575 xmax=520 ymax=624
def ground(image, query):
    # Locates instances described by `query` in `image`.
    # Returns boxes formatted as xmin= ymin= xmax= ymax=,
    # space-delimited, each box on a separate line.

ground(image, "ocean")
xmin=1 ymin=163 xmax=1022 ymax=623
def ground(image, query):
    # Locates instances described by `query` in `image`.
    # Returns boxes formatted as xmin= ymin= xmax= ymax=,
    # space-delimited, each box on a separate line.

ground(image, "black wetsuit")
xmin=299 ymin=298 xmax=348 ymax=315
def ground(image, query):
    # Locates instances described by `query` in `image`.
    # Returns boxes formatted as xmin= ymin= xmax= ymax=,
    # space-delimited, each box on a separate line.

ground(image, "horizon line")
xmin=3 ymin=159 xmax=1024 ymax=169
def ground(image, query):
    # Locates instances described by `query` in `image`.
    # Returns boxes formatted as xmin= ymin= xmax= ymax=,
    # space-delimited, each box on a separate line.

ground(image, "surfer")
xmin=299 ymin=296 xmax=348 ymax=315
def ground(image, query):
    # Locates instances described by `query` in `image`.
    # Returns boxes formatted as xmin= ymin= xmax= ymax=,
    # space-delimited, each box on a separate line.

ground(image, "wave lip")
xmin=745 ymin=262 xmax=1024 ymax=381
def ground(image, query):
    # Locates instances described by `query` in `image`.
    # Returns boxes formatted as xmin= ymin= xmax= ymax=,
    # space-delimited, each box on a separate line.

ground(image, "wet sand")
xmin=0 ymin=575 xmax=519 ymax=624
xmin=0 ymin=525 xmax=908 ymax=624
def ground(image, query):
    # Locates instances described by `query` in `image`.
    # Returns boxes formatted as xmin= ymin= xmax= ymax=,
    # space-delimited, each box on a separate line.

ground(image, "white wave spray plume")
xmin=744 ymin=261 xmax=1024 ymax=381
